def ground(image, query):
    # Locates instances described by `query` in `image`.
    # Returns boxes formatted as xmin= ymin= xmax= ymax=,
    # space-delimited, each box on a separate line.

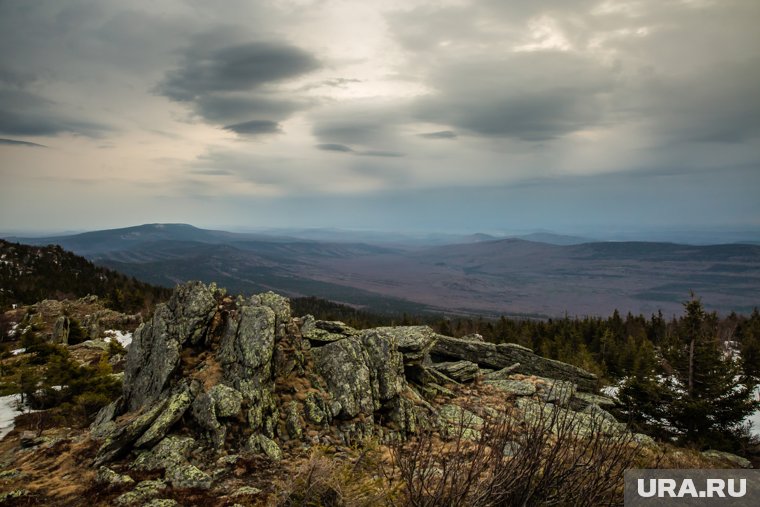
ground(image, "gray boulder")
xmin=369 ymin=326 xmax=438 ymax=363
xmin=123 ymin=282 xmax=217 ymax=412
xmin=485 ymin=379 xmax=536 ymax=396
xmin=311 ymin=329 xmax=405 ymax=420
xmin=311 ymin=338 xmax=374 ymax=418
xmin=431 ymin=361 xmax=479 ymax=382
xmin=432 ymin=335 xmax=597 ymax=391
xmin=302 ymin=317 xmax=359 ymax=342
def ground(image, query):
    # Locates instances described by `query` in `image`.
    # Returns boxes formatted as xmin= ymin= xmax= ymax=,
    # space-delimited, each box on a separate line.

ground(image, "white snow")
xmin=746 ymin=385 xmax=760 ymax=438
xmin=601 ymin=384 xmax=620 ymax=400
xmin=103 ymin=330 xmax=132 ymax=348
xmin=0 ymin=394 xmax=23 ymax=440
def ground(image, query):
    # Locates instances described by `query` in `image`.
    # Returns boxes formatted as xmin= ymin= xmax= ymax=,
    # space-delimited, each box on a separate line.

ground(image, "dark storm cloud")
xmin=414 ymin=52 xmax=614 ymax=141
xmin=159 ymin=41 xmax=320 ymax=101
xmin=157 ymin=37 xmax=320 ymax=132
xmin=0 ymin=138 xmax=47 ymax=148
xmin=419 ymin=130 xmax=457 ymax=139
xmin=223 ymin=120 xmax=281 ymax=135
xmin=316 ymin=143 xmax=354 ymax=152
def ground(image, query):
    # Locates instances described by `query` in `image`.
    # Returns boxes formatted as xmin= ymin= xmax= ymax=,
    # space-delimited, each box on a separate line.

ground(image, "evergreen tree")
xmin=738 ymin=309 xmax=760 ymax=379
xmin=622 ymin=296 xmax=758 ymax=449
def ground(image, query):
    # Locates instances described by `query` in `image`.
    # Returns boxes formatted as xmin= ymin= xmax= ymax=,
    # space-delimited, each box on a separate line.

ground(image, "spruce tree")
xmin=620 ymin=296 xmax=759 ymax=450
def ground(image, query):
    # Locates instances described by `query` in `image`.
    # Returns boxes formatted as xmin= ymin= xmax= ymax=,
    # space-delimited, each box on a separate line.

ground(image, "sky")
xmin=0 ymin=0 xmax=759 ymax=237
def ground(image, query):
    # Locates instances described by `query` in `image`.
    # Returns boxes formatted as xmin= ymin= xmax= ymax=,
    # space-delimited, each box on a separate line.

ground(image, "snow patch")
xmin=104 ymin=330 xmax=132 ymax=348
xmin=747 ymin=385 xmax=760 ymax=438
xmin=0 ymin=394 xmax=24 ymax=440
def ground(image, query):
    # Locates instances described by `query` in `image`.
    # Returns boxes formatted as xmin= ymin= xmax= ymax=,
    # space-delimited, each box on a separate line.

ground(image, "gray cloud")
xmin=0 ymin=89 xmax=108 ymax=137
xmin=414 ymin=52 xmax=614 ymax=141
xmin=316 ymin=143 xmax=353 ymax=152
xmin=311 ymin=101 xmax=409 ymax=147
xmin=190 ymin=168 xmax=233 ymax=176
xmin=159 ymin=41 xmax=320 ymax=101
xmin=359 ymin=150 xmax=404 ymax=158
xmin=419 ymin=130 xmax=457 ymax=139
xmin=633 ymin=59 xmax=760 ymax=145
xmin=223 ymin=119 xmax=281 ymax=135
xmin=0 ymin=138 xmax=47 ymax=148
xmin=195 ymin=94 xmax=305 ymax=124
xmin=157 ymin=36 xmax=320 ymax=133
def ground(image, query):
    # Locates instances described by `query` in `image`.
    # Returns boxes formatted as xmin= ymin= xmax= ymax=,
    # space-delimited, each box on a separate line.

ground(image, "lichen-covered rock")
xmin=432 ymin=361 xmax=479 ymax=382
xmin=312 ymin=338 xmax=374 ymax=419
xmin=701 ymin=450 xmax=752 ymax=468
xmin=571 ymin=391 xmax=617 ymax=410
xmin=167 ymin=462 xmax=213 ymax=490
xmin=581 ymin=403 xmax=617 ymax=423
xmin=230 ymin=486 xmax=262 ymax=498
xmin=135 ymin=382 xmax=196 ymax=448
xmin=537 ymin=379 xmax=576 ymax=406
xmin=303 ymin=392 xmax=329 ymax=425
xmin=123 ymin=282 xmax=217 ymax=412
xmin=91 ymin=397 xmax=124 ymax=439
xmin=437 ymin=404 xmax=483 ymax=440
xmin=252 ymin=291 xmax=291 ymax=338
xmin=191 ymin=389 xmax=228 ymax=448
xmin=361 ymin=330 xmax=405 ymax=404
xmin=95 ymin=466 xmax=134 ymax=487
xmin=285 ymin=401 xmax=303 ymax=439
xmin=370 ymin=326 xmax=438 ymax=363
xmin=131 ymin=435 xmax=197 ymax=472
xmin=387 ymin=394 xmax=423 ymax=434
xmin=209 ymin=384 xmax=243 ymax=418
xmin=115 ymin=480 xmax=167 ymax=506
xmin=219 ymin=303 xmax=277 ymax=435
xmin=302 ymin=317 xmax=358 ymax=342
xmin=482 ymin=363 xmax=520 ymax=381
xmin=95 ymin=398 xmax=171 ymax=465
xmin=516 ymin=398 xmax=626 ymax=437
xmin=632 ymin=432 xmax=658 ymax=448
xmin=52 ymin=315 xmax=70 ymax=344
xmin=312 ymin=329 xmax=406 ymax=420
xmin=432 ymin=336 xmax=597 ymax=391
xmin=247 ymin=434 xmax=282 ymax=461
xmin=144 ymin=500 xmax=179 ymax=507
xmin=485 ymin=379 xmax=536 ymax=396
xmin=0 ymin=490 xmax=29 ymax=502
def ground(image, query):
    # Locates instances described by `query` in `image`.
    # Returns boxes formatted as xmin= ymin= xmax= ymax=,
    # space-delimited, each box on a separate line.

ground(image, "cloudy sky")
xmin=1 ymin=0 xmax=758 ymax=236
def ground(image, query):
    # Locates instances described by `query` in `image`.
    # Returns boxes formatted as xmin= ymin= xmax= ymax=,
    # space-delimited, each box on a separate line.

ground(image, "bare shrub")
xmin=389 ymin=398 xmax=642 ymax=507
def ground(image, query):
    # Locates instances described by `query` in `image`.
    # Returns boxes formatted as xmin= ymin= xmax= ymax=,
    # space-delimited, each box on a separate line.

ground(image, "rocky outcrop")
xmin=432 ymin=335 xmax=598 ymax=390
xmin=122 ymin=282 xmax=217 ymax=412
xmin=88 ymin=281 xmax=640 ymax=500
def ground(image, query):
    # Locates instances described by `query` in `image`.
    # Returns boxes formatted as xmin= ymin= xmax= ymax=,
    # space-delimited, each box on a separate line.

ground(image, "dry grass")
xmin=276 ymin=442 xmax=400 ymax=507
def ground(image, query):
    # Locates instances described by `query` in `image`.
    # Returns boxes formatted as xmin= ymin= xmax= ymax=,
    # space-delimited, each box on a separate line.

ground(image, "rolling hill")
xmin=6 ymin=224 xmax=760 ymax=317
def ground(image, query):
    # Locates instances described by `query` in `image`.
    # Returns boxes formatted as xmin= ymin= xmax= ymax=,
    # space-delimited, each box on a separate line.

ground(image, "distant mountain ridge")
xmin=5 ymin=224 xmax=760 ymax=317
